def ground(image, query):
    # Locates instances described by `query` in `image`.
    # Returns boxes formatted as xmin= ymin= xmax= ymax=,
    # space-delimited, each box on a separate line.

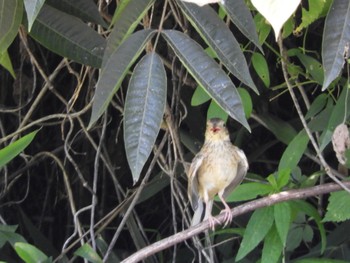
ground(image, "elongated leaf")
xmin=278 ymin=129 xmax=309 ymax=172
xmin=46 ymin=0 xmax=107 ymax=28
xmin=274 ymin=202 xmax=291 ymax=246
xmin=23 ymin=0 xmax=45 ymax=31
xmin=177 ymin=1 xmax=258 ymax=92
xmin=0 ymin=50 xmax=16 ymax=78
xmin=225 ymin=182 xmax=272 ymax=202
xmin=0 ymin=0 xmax=22 ymax=54
xmin=0 ymin=130 xmax=38 ymax=169
xmin=29 ymin=4 xmax=106 ymax=68
xmin=88 ymin=29 xmax=156 ymax=128
xmin=74 ymin=244 xmax=102 ymax=263
xmin=322 ymin=0 xmax=350 ymax=90
xmin=223 ymin=0 xmax=262 ymax=51
xmin=14 ymin=242 xmax=48 ymax=263
xmin=162 ymin=30 xmax=249 ymax=131
xmin=105 ymin=0 xmax=155 ymax=62
xmin=236 ymin=206 xmax=274 ymax=260
xmin=252 ymin=52 xmax=270 ymax=87
xmin=124 ymin=52 xmax=167 ymax=183
xmin=261 ymin=225 xmax=283 ymax=263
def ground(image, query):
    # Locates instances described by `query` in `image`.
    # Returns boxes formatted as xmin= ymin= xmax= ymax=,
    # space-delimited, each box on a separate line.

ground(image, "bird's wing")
xmin=223 ymin=147 xmax=249 ymax=199
xmin=187 ymin=152 xmax=204 ymax=210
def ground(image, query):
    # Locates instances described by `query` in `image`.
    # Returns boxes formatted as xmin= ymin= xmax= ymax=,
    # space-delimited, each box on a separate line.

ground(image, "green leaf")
xmin=0 ymin=0 xmax=23 ymax=54
xmin=295 ymin=0 xmax=326 ymax=33
xmin=0 ymin=50 xmax=16 ymax=78
xmin=236 ymin=206 xmax=274 ymax=261
xmin=261 ymin=225 xmax=283 ymax=263
xmin=305 ymin=94 xmax=328 ymax=119
xmin=252 ymin=52 xmax=270 ymax=88
xmin=238 ymin=87 xmax=253 ymax=118
xmin=88 ymin=29 xmax=155 ymax=128
xmin=323 ymin=191 xmax=350 ymax=222
xmin=23 ymin=0 xmax=45 ymax=32
xmin=254 ymin=12 xmax=271 ymax=45
xmin=276 ymin=168 xmax=291 ymax=189
xmin=29 ymin=4 xmax=106 ymax=68
xmin=290 ymin=200 xmax=326 ymax=253
xmin=322 ymin=0 xmax=350 ymax=90
xmin=278 ymin=129 xmax=309 ymax=172
xmin=274 ymin=202 xmax=291 ymax=246
xmin=104 ymin=0 xmax=155 ymax=64
xmin=0 ymin=228 xmax=26 ymax=247
xmin=178 ymin=1 xmax=258 ymax=92
xmin=14 ymin=242 xmax=49 ymax=263
xmin=308 ymin=98 xmax=334 ymax=132
xmin=191 ymin=85 xmax=211 ymax=106
xmin=162 ymin=30 xmax=250 ymax=131
xmin=296 ymin=52 xmax=324 ymax=85
xmin=0 ymin=130 xmax=38 ymax=169
xmin=223 ymin=0 xmax=262 ymax=52
xmin=124 ymin=52 xmax=167 ymax=183
xmin=207 ymin=100 xmax=228 ymax=121
xmin=46 ymin=0 xmax=107 ymax=28
xmin=74 ymin=244 xmax=102 ymax=263
xmin=225 ymin=182 xmax=272 ymax=202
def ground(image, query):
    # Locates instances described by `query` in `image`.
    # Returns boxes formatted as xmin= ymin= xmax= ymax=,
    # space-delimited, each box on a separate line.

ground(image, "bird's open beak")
xmin=211 ymin=126 xmax=220 ymax=133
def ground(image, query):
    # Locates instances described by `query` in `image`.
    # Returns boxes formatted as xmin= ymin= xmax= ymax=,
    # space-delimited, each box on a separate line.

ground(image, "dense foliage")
xmin=0 ymin=0 xmax=350 ymax=262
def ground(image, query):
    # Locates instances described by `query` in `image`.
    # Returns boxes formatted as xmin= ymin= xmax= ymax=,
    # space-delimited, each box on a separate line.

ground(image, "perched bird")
xmin=187 ymin=118 xmax=248 ymax=229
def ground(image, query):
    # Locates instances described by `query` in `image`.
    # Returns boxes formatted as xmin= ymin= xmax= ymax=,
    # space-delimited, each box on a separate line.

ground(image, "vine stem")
xmin=277 ymin=36 xmax=350 ymax=193
xmin=120 ymin=181 xmax=350 ymax=263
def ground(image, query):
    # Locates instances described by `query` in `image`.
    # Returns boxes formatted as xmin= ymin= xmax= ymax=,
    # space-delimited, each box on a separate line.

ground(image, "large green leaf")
xmin=46 ymin=0 xmax=107 ymax=28
xmin=0 ymin=130 xmax=38 ymax=169
xmin=261 ymin=225 xmax=283 ymax=263
xmin=124 ymin=52 xmax=167 ymax=183
xmin=14 ymin=242 xmax=49 ymax=263
xmin=278 ymin=129 xmax=309 ymax=172
xmin=236 ymin=206 xmax=274 ymax=260
xmin=177 ymin=1 xmax=258 ymax=93
xmin=274 ymin=202 xmax=292 ymax=246
xmin=104 ymin=0 xmax=155 ymax=64
xmin=29 ymin=4 xmax=106 ymax=68
xmin=0 ymin=0 xmax=23 ymax=54
xmin=0 ymin=50 xmax=16 ymax=78
xmin=322 ymin=0 xmax=350 ymax=90
xmin=88 ymin=29 xmax=156 ymax=128
xmin=223 ymin=0 xmax=262 ymax=52
xmin=162 ymin=30 xmax=249 ymax=131
xmin=323 ymin=191 xmax=350 ymax=222
xmin=23 ymin=0 xmax=45 ymax=31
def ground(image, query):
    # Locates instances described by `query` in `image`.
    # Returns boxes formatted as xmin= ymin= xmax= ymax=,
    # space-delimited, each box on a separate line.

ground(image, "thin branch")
xmin=277 ymin=36 xmax=350 ymax=193
xmin=121 ymin=181 xmax=350 ymax=263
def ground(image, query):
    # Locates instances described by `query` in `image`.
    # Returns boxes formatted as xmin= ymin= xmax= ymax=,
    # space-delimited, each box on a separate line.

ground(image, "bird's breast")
xmin=197 ymin=142 xmax=238 ymax=200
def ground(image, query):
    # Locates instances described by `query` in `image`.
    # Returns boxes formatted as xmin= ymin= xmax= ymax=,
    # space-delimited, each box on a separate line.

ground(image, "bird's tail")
xmin=191 ymin=201 xmax=204 ymax=226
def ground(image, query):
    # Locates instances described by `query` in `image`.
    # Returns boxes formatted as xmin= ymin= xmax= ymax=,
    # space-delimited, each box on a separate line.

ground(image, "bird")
xmin=187 ymin=118 xmax=248 ymax=230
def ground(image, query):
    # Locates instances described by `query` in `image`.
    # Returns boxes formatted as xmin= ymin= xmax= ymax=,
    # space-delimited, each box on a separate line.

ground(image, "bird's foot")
xmin=221 ymin=204 xmax=233 ymax=228
xmin=208 ymin=215 xmax=220 ymax=231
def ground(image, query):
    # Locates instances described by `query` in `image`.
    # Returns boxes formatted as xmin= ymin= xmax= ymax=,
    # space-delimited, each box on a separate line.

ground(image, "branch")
xmin=120 ymin=181 xmax=350 ymax=263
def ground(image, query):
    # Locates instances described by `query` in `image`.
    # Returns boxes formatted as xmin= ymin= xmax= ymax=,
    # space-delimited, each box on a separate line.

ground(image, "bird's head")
xmin=205 ymin=118 xmax=230 ymax=142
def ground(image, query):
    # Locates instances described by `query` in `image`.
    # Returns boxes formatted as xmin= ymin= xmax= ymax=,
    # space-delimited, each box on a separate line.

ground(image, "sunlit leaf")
xmin=322 ymin=0 xmax=350 ymax=90
xmin=0 ymin=0 xmax=22 ymax=54
xmin=124 ymin=52 xmax=167 ymax=183
xmin=223 ymin=0 xmax=262 ymax=51
xmin=88 ymin=29 xmax=156 ymax=128
xmin=251 ymin=0 xmax=301 ymax=41
xmin=0 ymin=130 xmax=38 ymax=169
xmin=178 ymin=1 xmax=258 ymax=92
xmin=74 ymin=244 xmax=102 ymax=263
xmin=14 ymin=242 xmax=49 ymax=263
xmin=23 ymin=0 xmax=45 ymax=32
xmin=30 ymin=4 xmax=106 ymax=68
xmin=162 ymin=30 xmax=250 ymax=131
